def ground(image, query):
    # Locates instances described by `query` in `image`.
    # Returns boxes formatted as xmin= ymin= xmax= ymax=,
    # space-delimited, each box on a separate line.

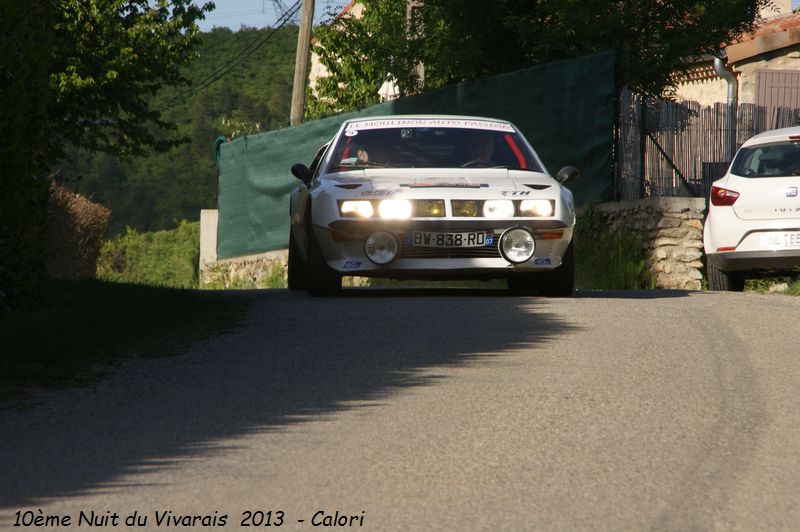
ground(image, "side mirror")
xmin=291 ymin=163 xmax=311 ymax=184
xmin=556 ymin=166 xmax=579 ymax=184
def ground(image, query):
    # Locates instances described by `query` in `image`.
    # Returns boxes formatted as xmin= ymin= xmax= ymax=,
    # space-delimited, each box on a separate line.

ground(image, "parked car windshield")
xmin=322 ymin=121 xmax=543 ymax=174
xmin=731 ymin=140 xmax=800 ymax=177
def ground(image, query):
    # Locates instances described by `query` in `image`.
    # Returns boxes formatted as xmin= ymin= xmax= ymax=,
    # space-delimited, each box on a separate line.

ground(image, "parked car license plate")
xmin=760 ymin=232 xmax=800 ymax=249
xmin=410 ymin=230 xmax=494 ymax=248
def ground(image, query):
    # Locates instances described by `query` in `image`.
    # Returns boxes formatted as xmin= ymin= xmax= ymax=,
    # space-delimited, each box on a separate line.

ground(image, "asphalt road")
xmin=2 ymin=288 xmax=799 ymax=530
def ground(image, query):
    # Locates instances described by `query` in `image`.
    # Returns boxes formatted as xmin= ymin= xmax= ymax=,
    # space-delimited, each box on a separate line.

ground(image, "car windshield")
xmin=322 ymin=120 xmax=543 ymax=174
xmin=731 ymin=140 xmax=800 ymax=177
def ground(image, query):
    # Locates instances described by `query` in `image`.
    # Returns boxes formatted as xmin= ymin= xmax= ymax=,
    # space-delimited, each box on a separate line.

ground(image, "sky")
xmin=196 ymin=0 xmax=800 ymax=32
xmin=195 ymin=0 xmax=349 ymax=32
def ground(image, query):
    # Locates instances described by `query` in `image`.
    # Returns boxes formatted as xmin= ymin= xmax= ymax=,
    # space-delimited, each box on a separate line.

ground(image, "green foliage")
xmin=61 ymin=26 xmax=298 ymax=235
xmin=307 ymin=0 xmax=419 ymax=118
xmin=96 ymin=220 xmax=200 ymax=288
xmin=575 ymin=206 xmax=655 ymax=290
xmin=50 ymin=0 xmax=214 ymax=158
xmin=0 ymin=2 xmax=55 ymax=306
xmin=0 ymin=279 xmax=248 ymax=403
xmin=310 ymin=0 xmax=770 ymax=102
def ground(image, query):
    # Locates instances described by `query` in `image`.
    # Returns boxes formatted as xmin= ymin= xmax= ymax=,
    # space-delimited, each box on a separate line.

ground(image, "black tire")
xmin=287 ymin=227 xmax=306 ymax=291
xmin=306 ymin=227 xmax=341 ymax=296
xmin=707 ymin=260 xmax=745 ymax=291
xmin=537 ymin=242 xmax=575 ymax=297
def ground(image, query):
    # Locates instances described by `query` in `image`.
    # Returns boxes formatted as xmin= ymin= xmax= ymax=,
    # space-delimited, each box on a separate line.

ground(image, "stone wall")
xmin=200 ymin=249 xmax=288 ymax=289
xmin=591 ymin=198 xmax=706 ymax=290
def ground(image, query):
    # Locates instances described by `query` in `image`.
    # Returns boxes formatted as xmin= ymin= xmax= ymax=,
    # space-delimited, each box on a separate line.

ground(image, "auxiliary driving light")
xmin=379 ymin=199 xmax=412 ymax=219
xmin=483 ymin=200 xmax=515 ymax=218
xmin=499 ymin=227 xmax=535 ymax=264
xmin=365 ymin=232 xmax=399 ymax=265
xmin=519 ymin=199 xmax=554 ymax=217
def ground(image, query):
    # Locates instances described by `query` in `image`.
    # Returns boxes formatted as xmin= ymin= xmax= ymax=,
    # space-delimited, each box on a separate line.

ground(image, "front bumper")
xmin=315 ymin=220 xmax=572 ymax=276
xmin=707 ymin=250 xmax=800 ymax=272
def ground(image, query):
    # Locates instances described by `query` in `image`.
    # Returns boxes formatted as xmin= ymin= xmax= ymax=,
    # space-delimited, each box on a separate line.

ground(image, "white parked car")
xmin=704 ymin=126 xmax=800 ymax=291
xmin=288 ymin=115 xmax=578 ymax=296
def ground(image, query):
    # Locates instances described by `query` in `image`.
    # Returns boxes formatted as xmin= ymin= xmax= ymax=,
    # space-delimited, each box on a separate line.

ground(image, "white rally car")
xmin=704 ymin=126 xmax=800 ymax=291
xmin=288 ymin=115 xmax=579 ymax=296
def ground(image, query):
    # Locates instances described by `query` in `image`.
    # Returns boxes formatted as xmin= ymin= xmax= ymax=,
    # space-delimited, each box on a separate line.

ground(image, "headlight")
xmin=379 ymin=199 xmax=412 ymax=219
xmin=519 ymin=199 xmax=554 ymax=217
xmin=499 ymin=227 xmax=535 ymax=264
xmin=365 ymin=232 xmax=399 ymax=265
xmin=340 ymin=200 xmax=374 ymax=218
xmin=483 ymin=200 xmax=515 ymax=218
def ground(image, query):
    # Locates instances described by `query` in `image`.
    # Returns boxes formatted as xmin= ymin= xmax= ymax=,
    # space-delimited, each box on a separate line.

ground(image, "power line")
xmin=159 ymin=0 xmax=302 ymax=112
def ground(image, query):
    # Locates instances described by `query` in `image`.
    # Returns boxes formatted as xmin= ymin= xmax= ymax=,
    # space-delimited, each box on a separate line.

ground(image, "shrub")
xmin=96 ymin=221 xmax=200 ymax=288
xmin=45 ymin=182 xmax=111 ymax=280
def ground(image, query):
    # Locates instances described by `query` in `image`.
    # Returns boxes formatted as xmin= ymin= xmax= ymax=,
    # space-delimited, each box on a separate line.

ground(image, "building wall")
xmin=761 ymin=0 xmax=793 ymax=18
xmin=674 ymin=44 xmax=800 ymax=106
xmin=735 ymin=44 xmax=800 ymax=104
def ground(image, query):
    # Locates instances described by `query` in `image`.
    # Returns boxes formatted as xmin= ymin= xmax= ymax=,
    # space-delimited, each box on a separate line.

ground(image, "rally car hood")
xmin=327 ymin=168 xmax=555 ymax=191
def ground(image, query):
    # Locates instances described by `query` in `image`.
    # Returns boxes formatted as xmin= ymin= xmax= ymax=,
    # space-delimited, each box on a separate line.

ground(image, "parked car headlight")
xmin=379 ymin=199 xmax=412 ymax=219
xmin=483 ymin=200 xmax=515 ymax=218
xmin=340 ymin=200 xmax=374 ymax=218
xmin=519 ymin=199 xmax=554 ymax=217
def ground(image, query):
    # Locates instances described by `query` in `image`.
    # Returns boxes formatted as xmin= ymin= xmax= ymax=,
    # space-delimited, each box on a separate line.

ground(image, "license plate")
xmin=760 ymin=232 xmax=800 ymax=249
xmin=409 ymin=230 xmax=494 ymax=248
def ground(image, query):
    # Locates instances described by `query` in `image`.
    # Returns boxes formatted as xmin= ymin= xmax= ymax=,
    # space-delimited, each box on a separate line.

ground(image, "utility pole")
xmin=290 ymin=0 xmax=315 ymax=126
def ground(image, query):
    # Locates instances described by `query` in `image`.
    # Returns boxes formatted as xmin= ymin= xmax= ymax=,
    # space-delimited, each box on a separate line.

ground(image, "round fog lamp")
xmin=365 ymin=232 xmax=399 ymax=265
xmin=499 ymin=228 xmax=535 ymax=264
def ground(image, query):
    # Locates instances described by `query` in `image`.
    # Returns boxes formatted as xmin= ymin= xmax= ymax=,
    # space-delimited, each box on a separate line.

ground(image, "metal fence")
xmin=617 ymin=89 xmax=800 ymax=200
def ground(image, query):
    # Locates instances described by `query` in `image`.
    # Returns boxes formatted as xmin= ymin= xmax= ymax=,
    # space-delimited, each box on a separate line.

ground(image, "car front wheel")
xmin=306 ymin=227 xmax=342 ymax=296
xmin=706 ymin=260 xmax=745 ymax=292
xmin=287 ymin=227 xmax=306 ymax=291
xmin=537 ymin=242 xmax=575 ymax=297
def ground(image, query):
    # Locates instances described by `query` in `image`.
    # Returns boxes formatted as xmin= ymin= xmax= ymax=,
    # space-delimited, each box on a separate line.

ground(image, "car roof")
xmin=342 ymin=115 xmax=514 ymax=126
xmin=742 ymin=126 xmax=800 ymax=147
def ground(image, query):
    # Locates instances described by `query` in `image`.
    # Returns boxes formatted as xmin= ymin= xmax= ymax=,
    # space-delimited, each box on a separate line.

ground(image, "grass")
xmin=745 ymin=276 xmax=800 ymax=295
xmin=0 ymin=279 xmax=249 ymax=404
xmin=574 ymin=206 xmax=656 ymax=290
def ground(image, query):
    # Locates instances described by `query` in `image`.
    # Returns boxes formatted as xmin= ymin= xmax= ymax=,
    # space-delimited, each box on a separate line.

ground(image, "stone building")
xmin=674 ymin=1 xmax=800 ymax=115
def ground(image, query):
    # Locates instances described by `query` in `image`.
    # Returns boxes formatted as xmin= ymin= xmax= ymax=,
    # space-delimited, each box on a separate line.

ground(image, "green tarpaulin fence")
xmin=215 ymin=50 xmax=616 ymax=260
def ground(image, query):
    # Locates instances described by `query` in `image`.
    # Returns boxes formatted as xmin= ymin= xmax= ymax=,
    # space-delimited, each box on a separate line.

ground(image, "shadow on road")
xmin=0 ymin=289 xmax=578 ymax=507
xmin=574 ymin=289 xmax=696 ymax=299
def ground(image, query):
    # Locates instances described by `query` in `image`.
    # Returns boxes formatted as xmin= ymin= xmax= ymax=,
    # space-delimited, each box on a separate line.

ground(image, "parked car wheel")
xmin=537 ymin=242 xmax=575 ymax=297
xmin=706 ymin=260 xmax=744 ymax=292
xmin=307 ymin=228 xmax=341 ymax=296
xmin=287 ymin=227 xmax=306 ymax=291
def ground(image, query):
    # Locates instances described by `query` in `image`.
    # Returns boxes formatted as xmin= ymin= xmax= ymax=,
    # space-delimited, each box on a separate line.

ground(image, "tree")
xmin=50 ymin=0 xmax=215 ymax=158
xmin=307 ymin=0 xmax=422 ymax=118
xmin=307 ymin=0 xmax=771 ymax=115
xmin=0 ymin=0 xmax=213 ymax=304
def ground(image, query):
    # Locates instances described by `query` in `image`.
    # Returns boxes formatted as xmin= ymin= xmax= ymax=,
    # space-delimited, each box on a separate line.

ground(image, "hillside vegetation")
xmin=62 ymin=26 xmax=298 ymax=236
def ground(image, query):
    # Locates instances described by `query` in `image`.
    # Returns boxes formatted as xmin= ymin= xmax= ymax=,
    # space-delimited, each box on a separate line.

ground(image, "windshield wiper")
xmin=335 ymin=161 xmax=396 ymax=170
